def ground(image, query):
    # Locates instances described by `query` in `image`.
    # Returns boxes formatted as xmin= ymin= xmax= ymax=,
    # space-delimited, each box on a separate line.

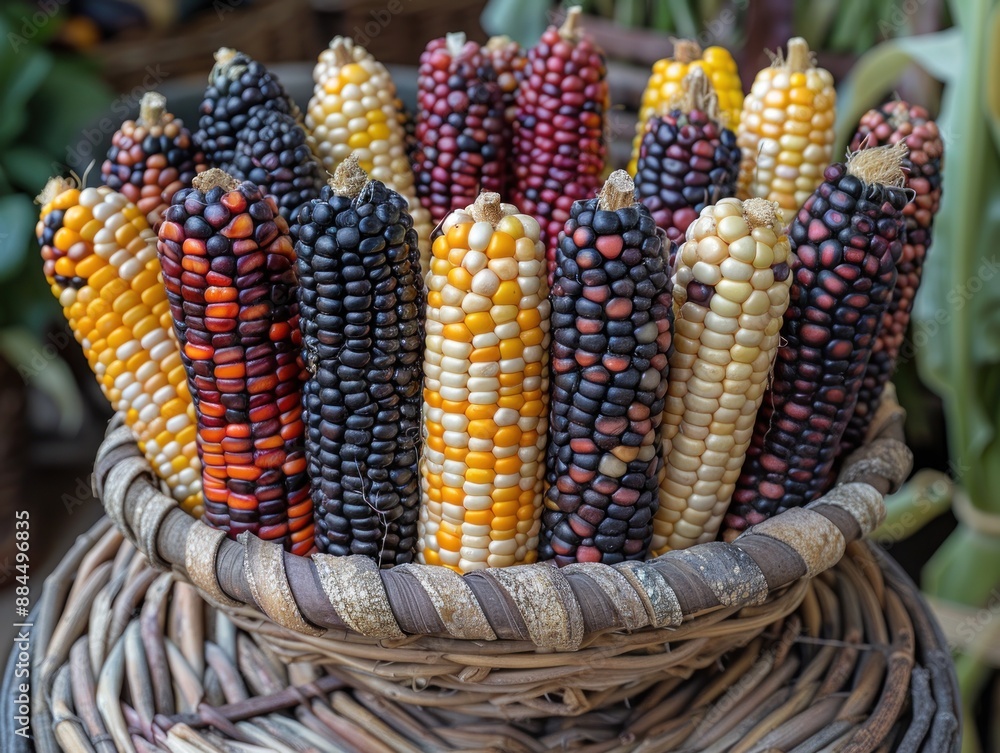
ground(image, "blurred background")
xmin=0 ymin=0 xmax=996 ymax=749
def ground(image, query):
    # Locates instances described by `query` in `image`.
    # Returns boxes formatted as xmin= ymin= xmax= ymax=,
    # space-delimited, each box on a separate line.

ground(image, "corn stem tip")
xmin=214 ymin=47 xmax=237 ymax=66
xmin=329 ymin=36 xmax=355 ymax=65
xmin=559 ymin=6 xmax=582 ymax=40
xmin=446 ymin=32 xmax=467 ymax=58
xmin=330 ymin=154 xmax=369 ymax=198
xmin=742 ymin=197 xmax=780 ymax=230
xmin=138 ymin=92 xmax=167 ymax=127
xmin=470 ymin=191 xmax=504 ymax=225
xmin=785 ymin=37 xmax=812 ymax=72
xmin=598 ymin=170 xmax=635 ymax=211
xmin=847 ymin=141 xmax=909 ymax=188
xmin=36 ymin=176 xmax=77 ymax=206
xmin=672 ymin=39 xmax=702 ymax=64
xmin=192 ymin=168 xmax=239 ymax=193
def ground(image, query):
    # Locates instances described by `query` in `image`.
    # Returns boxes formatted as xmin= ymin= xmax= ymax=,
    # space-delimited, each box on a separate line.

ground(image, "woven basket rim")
xmin=94 ymin=392 xmax=912 ymax=650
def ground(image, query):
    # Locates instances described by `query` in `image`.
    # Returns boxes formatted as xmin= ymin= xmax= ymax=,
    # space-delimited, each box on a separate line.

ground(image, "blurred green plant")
xmin=837 ymin=0 xmax=1000 ymax=749
xmin=0 ymin=2 xmax=111 ymax=430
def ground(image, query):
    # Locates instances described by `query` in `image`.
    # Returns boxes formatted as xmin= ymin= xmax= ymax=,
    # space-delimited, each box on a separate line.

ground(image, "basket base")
xmin=26 ymin=518 xmax=959 ymax=752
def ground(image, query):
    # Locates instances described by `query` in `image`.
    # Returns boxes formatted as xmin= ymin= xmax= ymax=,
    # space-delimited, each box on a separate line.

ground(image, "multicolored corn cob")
xmin=542 ymin=171 xmax=673 ymax=565
xmin=841 ymin=101 xmax=943 ymax=451
xmin=292 ymin=157 xmax=424 ymax=565
xmin=512 ymin=7 xmax=608 ymax=280
xmin=195 ymin=48 xmax=299 ymax=169
xmin=736 ymin=37 xmax=836 ymax=213
xmin=306 ymin=37 xmax=433 ymax=272
xmin=157 ymin=169 xmax=313 ymax=554
xmin=101 ymin=92 xmax=206 ymax=228
xmin=485 ymin=35 xmax=527 ymax=197
xmin=650 ymin=197 xmax=791 ymax=555
xmin=225 ymin=105 xmax=324 ymax=222
xmin=634 ymin=68 xmax=741 ymax=249
xmin=37 ymin=178 xmax=202 ymax=514
xmin=413 ymin=33 xmax=507 ymax=223
xmin=628 ymin=40 xmax=743 ymax=175
xmin=417 ymin=192 xmax=550 ymax=572
xmin=725 ymin=145 xmax=910 ymax=536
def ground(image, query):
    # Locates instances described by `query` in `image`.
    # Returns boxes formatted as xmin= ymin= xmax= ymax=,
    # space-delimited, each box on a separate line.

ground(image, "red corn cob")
xmin=156 ymin=169 xmax=314 ymax=554
xmin=485 ymin=34 xmax=527 ymax=197
xmin=413 ymin=32 xmax=507 ymax=224
xmin=512 ymin=7 xmax=608 ymax=281
xmin=840 ymin=101 xmax=943 ymax=452
xmin=724 ymin=144 xmax=910 ymax=536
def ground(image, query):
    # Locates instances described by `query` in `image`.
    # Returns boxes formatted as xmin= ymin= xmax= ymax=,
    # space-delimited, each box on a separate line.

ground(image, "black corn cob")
xmin=725 ymin=145 xmax=910 ymax=536
xmin=840 ymin=101 xmax=944 ymax=451
xmin=541 ymin=171 xmax=673 ymax=565
xmin=226 ymin=105 xmax=325 ymax=222
xmin=634 ymin=68 xmax=740 ymax=252
xmin=414 ymin=32 xmax=507 ymax=224
xmin=156 ymin=169 xmax=314 ymax=554
xmin=292 ymin=157 xmax=424 ymax=566
xmin=195 ymin=47 xmax=300 ymax=168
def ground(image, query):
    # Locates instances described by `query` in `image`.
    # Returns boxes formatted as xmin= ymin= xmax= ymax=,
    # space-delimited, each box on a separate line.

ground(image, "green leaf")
xmin=796 ymin=0 xmax=842 ymax=49
xmin=651 ymin=0 xmax=673 ymax=32
xmin=985 ymin=3 xmax=1000 ymax=150
xmin=480 ymin=0 xmax=552 ymax=46
xmin=1 ymin=145 xmax=55 ymax=194
xmin=614 ymin=0 xmax=645 ymax=28
xmin=0 ymin=47 xmax=52 ymax=147
xmin=663 ymin=0 xmax=699 ymax=38
xmin=0 ymin=194 xmax=37 ymax=283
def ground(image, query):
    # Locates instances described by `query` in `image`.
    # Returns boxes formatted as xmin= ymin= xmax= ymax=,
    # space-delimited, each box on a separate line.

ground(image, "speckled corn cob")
xmin=414 ymin=33 xmax=508 ymax=222
xmin=417 ymin=192 xmax=550 ymax=572
xmin=542 ymin=171 xmax=673 ymax=565
xmin=101 ymin=92 xmax=206 ymax=228
xmin=634 ymin=68 xmax=741 ymax=250
xmin=485 ymin=35 xmax=527 ymax=197
xmin=628 ymin=39 xmax=743 ymax=176
xmin=841 ymin=101 xmax=943 ymax=451
xmin=306 ymin=37 xmax=433 ymax=273
xmin=725 ymin=145 xmax=910 ymax=535
xmin=512 ymin=7 xmax=608 ymax=280
xmin=157 ymin=169 xmax=313 ymax=553
xmin=37 ymin=178 xmax=202 ymax=514
xmin=650 ymin=197 xmax=791 ymax=555
xmin=736 ymin=37 xmax=835 ymax=213
xmin=292 ymin=158 xmax=424 ymax=565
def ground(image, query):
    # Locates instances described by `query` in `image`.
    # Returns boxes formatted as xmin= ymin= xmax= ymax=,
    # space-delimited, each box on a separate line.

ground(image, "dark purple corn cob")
xmin=292 ymin=158 xmax=424 ymax=566
xmin=195 ymin=47 xmax=299 ymax=168
xmin=541 ymin=171 xmax=673 ymax=565
xmin=840 ymin=101 xmax=944 ymax=452
xmin=225 ymin=105 xmax=324 ymax=222
xmin=634 ymin=68 xmax=740 ymax=254
xmin=485 ymin=35 xmax=527 ymax=197
xmin=724 ymin=145 xmax=910 ymax=536
xmin=413 ymin=33 xmax=507 ymax=224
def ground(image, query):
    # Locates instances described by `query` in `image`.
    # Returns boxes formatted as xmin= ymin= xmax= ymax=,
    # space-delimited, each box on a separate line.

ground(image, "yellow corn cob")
xmin=628 ymin=40 xmax=743 ymax=176
xmin=306 ymin=36 xmax=433 ymax=274
xmin=417 ymin=192 xmax=550 ymax=572
xmin=650 ymin=197 xmax=791 ymax=555
xmin=736 ymin=37 xmax=836 ymax=212
xmin=37 ymin=178 xmax=202 ymax=515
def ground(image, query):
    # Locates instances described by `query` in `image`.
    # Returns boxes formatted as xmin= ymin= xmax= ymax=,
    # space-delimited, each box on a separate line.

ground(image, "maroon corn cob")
xmin=413 ymin=33 xmax=507 ymax=224
xmin=156 ymin=169 xmax=314 ymax=555
xmin=512 ymin=7 xmax=608 ymax=281
xmin=840 ymin=101 xmax=944 ymax=452
xmin=485 ymin=35 xmax=527 ymax=197
xmin=724 ymin=144 xmax=910 ymax=536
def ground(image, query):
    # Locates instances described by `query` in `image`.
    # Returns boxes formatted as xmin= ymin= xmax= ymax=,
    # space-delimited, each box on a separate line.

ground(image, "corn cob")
xmin=512 ymin=7 xmax=608 ymax=281
xmin=414 ymin=33 xmax=508 ymax=223
xmin=635 ymin=68 xmax=741 ymax=250
xmin=225 ymin=105 xmax=324 ymax=222
xmin=542 ymin=171 xmax=673 ymax=565
xmin=725 ymin=145 xmax=910 ymax=536
xmin=101 ymin=92 xmax=206 ymax=228
xmin=195 ymin=48 xmax=300 ymax=169
xmin=417 ymin=192 xmax=550 ymax=572
xmin=306 ymin=37 xmax=433 ymax=274
xmin=485 ymin=35 xmax=527 ymax=197
xmin=841 ymin=101 xmax=943 ymax=451
xmin=650 ymin=197 xmax=791 ymax=554
xmin=628 ymin=40 xmax=743 ymax=176
xmin=292 ymin=157 xmax=424 ymax=565
xmin=36 ymin=178 xmax=202 ymax=514
xmin=157 ymin=169 xmax=313 ymax=554
xmin=736 ymin=37 xmax=836 ymax=213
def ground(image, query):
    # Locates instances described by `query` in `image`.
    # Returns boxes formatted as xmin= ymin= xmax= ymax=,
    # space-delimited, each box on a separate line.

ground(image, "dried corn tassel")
xmin=736 ymin=37 xmax=835 ymax=213
xmin=306 ymin=37 xmax=433 ymax=273
xmin=842 ymin=101 xmax=944 ymax=451
xmin=293 ymin=157 xmax=424 ymax=565
xmin=37 ymin=178 xmax=202 ymax=514
xmin=725 ymin=145 xmax=910 ymax=535
xmin=157 ymin=169 xmax=313 ymax=553
xmin=629 ymin=39 xmax=743 ymax=176
xmin=418 ymin=192 xmax=550 ymax=572
xmin=650 ymin=197 xmax=791 ymax=554
xmin=543 ymin=171 xmax=673 ymax=565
